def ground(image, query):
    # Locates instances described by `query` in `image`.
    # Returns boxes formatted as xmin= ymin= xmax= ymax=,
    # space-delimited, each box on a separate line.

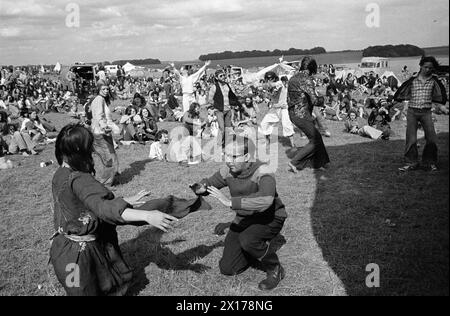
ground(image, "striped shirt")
xmin=409 ymin=76 xmax=435 ymax=109
xmin=201 ymin=161 xmax=287 ymax=228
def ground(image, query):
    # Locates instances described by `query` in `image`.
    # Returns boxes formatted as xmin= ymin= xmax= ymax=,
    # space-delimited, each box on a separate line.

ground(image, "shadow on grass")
xmin=117 ymin=159 xmax=153 ymax=185
xmin=310 ymin=133 xmax=449 ymax=295
xmin=121 ymin=228 xmax=224 ymax=296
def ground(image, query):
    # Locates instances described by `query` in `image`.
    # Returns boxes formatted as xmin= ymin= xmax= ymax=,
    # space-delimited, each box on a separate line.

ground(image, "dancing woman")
xmin=287 ymin=56 xmax=330 ymax=173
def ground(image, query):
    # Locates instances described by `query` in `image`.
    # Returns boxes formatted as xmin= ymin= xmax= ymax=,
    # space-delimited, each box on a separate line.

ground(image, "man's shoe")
xmin=398 ymin=164 xmax=419 ymax=172
xmin=423 ymin=164 xmax=439 ymax=172
xmin=258 ymin=264 xmax=285 ymax=291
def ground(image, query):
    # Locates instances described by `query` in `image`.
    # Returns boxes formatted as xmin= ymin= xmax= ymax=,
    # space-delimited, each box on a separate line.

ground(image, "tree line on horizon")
xmin=198 ymin=47 xmax=327 ymax=61
xmin=362 ymin=44 xmax=425 ymax=57
xmin=98 ymin=58 xmax=162 ymax=66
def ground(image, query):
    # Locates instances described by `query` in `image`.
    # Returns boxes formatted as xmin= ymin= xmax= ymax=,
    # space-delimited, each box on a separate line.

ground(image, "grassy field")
xmin=0 ymin=101 xmax=448 ymax=296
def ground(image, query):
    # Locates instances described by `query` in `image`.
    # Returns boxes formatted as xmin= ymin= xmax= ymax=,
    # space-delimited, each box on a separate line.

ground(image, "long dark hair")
xmin=300 ymin=56 xmax=318 ymax=75
xmin=55 ymin=124 xmax=95 ymax=174
xmin=188 ymin=102 xmax=200 ymax=118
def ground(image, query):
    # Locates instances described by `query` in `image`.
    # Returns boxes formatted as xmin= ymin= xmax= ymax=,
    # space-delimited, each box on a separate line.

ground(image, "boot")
xmin=258 ymin=263 xmax=285 ymax=291
xmin=258 ymin=250 xmax=285 ymax=291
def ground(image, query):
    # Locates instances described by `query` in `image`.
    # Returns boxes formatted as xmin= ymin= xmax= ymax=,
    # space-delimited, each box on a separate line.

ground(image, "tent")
xmin=381 ymin=71 xmax=402 ymax=88
xmin=243 ymin=62 xmax=295 ymax=84
xmin=122 ymin=62 xmax=136 ymax=73
xmin=54 ymin=62 xmax=61 ymax=73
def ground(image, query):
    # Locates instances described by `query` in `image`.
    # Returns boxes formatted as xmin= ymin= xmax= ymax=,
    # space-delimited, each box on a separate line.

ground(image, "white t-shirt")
xmin=149 ymin=141 xmax=164 ymax=160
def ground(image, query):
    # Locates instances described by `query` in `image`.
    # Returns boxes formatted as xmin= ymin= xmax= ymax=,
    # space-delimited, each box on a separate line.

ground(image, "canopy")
xmin=242 ymin=63 xmax=295 ymax=84
xmin=122 ymin=62 xmax=136 ymax=73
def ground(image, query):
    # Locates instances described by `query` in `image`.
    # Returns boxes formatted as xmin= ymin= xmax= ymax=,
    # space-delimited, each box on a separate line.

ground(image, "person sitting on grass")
xmin=138 ymin=107 xmax=158 ymax=142
xmin=0 ymin=113 xmax=14 ymax=169
xmin=368 ymin=105 xmax=392 ymax=140
xmin=190 ymin=137 xmax=287 ymax=291
xmin=2 ymin=120 xmax=38 ymax=156
xmin=20 ymin=110 xmax=46 ymax=144
xmin=323 ymin=91 xmax=343 ymax=121
xmin=119 ymin=106 xmax=142 ymax=143
xmin=148 ymin=129 xmax=169 ymax=161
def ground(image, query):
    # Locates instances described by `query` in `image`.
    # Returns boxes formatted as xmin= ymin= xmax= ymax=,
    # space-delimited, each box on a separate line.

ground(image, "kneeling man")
xmin=192 ymin=138 xmax=287 ymax=290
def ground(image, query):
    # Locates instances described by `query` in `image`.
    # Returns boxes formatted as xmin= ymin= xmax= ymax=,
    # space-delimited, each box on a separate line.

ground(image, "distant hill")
xmin=423 ymin=46 xmax=449 ymax=57
xmin=362 ymin=44 xmax=425 ymax=57
xmin=199 ymin=47 xmax=326 ymax=61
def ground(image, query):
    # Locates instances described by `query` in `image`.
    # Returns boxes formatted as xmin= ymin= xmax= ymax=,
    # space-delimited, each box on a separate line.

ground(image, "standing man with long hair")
xmin=287 ymin=56 xmax=330 ymax=173
xmin=395 ymin=56 xmax=447 ymax=172
xmin=208 ymin=69 xmax=241 ymax=150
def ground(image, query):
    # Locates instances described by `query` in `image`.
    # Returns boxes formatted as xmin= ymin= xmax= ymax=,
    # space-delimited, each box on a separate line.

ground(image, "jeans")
xmin=404 ymin=108 xmax=438 ymax=166
xmin=219 ymin=216 xmax=285 ymax=276
xmin=289 ymin=111 xmax=330 ymax=170
xmin=216 ymin=110 xmax=233 ymax=148
xmin=313 ymin=106 xmax=329 ymax=134
xmin=8 ymin=132 xmax=35 ymax=153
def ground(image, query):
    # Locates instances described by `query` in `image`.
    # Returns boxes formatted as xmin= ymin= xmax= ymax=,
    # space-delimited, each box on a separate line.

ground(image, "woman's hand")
xmin=207 ymin=186 xmax=232 ymax=208
xmin=124 ymin=190 xmax=150 ymax=206
xmin=144 ymin=211 xmax=178 ymax=232
xmin=190 ymin=183 xmax=207 ymax=195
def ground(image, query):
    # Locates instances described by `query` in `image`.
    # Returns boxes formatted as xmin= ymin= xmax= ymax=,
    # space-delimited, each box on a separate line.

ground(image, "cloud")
xmin=0 ymin=0 xmax=448 ymax=65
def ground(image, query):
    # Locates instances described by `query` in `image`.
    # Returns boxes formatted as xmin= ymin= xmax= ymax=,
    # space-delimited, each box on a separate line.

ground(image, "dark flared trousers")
xmin=289 ymin=111 xmax=330 ymax=170
xmin=404 ymin=108 xmax=438 ymax=166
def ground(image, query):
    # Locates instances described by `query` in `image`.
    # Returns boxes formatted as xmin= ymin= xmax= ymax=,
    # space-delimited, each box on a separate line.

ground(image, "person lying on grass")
xmin=344 ymin=110 xmax=384 ymax=140
xmin=50 ymin=123 xmax=210 ymax=296
xmin=191 ymin=137 xmax=287 ymax=291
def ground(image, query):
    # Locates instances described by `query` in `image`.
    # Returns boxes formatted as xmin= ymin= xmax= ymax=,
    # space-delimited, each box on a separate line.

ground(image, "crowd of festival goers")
xmin=1 ymin=56 xmax=448 ymax=296
xmin=1 ymin=57 xmax=449 ymax=170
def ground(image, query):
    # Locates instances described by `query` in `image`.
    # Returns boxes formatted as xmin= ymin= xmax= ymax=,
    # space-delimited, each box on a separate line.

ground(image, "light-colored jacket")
xmin=90 ymin=96 xmax=120 ymax=135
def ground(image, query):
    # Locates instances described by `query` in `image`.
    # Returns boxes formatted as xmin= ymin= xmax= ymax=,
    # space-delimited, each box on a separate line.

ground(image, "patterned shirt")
xmin=287 ymin=70 xmax=317 ymax=120
xmin=409 ymin=76 xmax=435 ymax=109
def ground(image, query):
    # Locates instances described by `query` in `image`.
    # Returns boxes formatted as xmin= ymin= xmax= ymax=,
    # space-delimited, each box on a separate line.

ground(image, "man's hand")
xmin=205 ymin=60 xmax=211 ymax=67
xmin=207 ymin=186 xmax=232 ymax=208
xmin=124 ymin=190 xmax=150 ymax=206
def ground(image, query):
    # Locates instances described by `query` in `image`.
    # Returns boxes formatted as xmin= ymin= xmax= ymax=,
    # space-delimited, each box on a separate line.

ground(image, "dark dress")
xmin=287 ymin=71 xmax=330 ymax=170
xmin=50 ymin=167 xmax=211 ymax=296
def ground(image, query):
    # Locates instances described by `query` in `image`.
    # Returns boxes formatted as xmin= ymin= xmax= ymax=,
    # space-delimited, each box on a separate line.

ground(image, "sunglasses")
xmin=225 ymin=153 xmax=246 ymax=163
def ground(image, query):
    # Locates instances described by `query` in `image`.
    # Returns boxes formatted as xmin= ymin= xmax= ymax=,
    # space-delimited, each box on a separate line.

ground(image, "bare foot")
xmin=288 ymin=162 xmax=298 ymax=174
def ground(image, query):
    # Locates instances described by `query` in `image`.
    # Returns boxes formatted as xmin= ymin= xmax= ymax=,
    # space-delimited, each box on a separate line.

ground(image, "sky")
xmin=0 ymin=0 xmax=449 ymax=65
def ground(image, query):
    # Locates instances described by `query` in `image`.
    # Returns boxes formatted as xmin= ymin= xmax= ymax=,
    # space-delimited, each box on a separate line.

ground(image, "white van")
xmin=359 ymin=57 xmax=390 ymax=75
xmin=105 ymin=65 xmax=119 ymax=75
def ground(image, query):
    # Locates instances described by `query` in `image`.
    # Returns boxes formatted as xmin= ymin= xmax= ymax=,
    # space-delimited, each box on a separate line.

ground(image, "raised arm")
xmin=190 ymin=60 xmax=211 ymax=83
